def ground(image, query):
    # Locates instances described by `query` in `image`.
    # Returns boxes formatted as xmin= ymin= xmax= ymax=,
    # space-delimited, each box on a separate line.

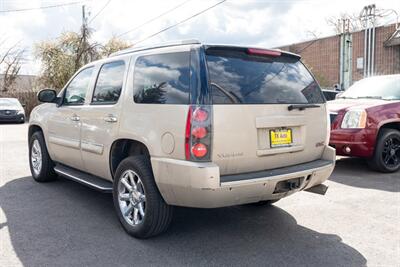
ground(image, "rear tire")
xmin=368 ymin=129 xmax=400 ymax=173
xmin=113 ymin=156 xmax=173 ymax=238
xmin=29 ymin=131 xmax=57 ymax=182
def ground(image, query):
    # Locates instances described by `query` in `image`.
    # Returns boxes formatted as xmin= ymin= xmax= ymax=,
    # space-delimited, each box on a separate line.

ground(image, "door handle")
xmin=70 ymin=114 xmax=80 ymax=121
xmin=104 ymin=114 xmax=118 ymax=123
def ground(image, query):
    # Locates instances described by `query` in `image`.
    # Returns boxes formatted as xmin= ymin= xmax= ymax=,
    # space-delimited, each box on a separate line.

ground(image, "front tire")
xmin=368 ymin=129 xmax=400 ymax=173
xmin=113 ymin=156 xmax=173 ymax=238
xmin=29 ymin=131 xmax=57 ymax=182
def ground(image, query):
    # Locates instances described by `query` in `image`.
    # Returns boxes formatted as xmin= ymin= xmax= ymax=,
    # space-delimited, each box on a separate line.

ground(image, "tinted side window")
xmin=133 ymin=52 xmax=190 ymax=104
xmin=92 ymin=61 xmax=125 ymax=104
xmin=63 ymin=67 xmax=93 ymax=105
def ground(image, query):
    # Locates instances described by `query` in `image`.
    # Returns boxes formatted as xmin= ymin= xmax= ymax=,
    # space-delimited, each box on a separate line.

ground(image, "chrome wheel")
xmin=118 ymin=170 xmax=146 ymax=226
xmin=31 ymin=139 xmax=42 ymax=175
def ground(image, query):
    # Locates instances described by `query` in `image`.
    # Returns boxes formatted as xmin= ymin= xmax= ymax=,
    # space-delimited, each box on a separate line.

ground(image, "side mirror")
xmin=38 ymin=89 xmax=57 ymax=103
xmin=21 ymin=103 xmax=26 ymax=108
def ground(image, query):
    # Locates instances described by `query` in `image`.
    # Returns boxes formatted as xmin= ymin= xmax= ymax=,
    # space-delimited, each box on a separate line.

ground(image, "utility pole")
xmin=339 ymin=18 xmax=352 ymax=90
xmin=360 ymin=4 xmax=376 ymax=78
xmin=82 ymin=5 xmax=87 ymax=62
xmin=74 ymin=5 xmax=90 ymax=70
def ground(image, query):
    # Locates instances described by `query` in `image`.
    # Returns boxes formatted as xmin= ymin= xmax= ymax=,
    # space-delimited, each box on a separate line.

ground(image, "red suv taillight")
xmin=185 ymin=105 xmax=212 ymax=161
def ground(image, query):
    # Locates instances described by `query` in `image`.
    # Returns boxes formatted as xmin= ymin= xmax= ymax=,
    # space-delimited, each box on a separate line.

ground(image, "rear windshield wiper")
xmin=210 ymin=82 xmax=242 ymax=104
xmin=288 ymin=104 xmax=320 ymax=111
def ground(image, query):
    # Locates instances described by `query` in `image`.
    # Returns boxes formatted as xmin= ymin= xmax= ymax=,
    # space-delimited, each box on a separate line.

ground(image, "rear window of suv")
xmin=205 ymin=47 xmax=324 ymax=104
xmin=133 ymin=52 xmax=190 ymax=104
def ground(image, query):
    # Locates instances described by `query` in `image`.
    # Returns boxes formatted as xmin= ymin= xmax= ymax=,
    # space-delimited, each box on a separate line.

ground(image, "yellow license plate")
xmin=270 ymin=129 xmax=292 ymax=147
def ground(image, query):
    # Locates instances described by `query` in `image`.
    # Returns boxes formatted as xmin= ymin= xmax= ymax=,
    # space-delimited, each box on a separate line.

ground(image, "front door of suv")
xmin=79 ymin=60 xmax=127 ymax=180
xmin=47 ymin=67 xmax=94 ymax=170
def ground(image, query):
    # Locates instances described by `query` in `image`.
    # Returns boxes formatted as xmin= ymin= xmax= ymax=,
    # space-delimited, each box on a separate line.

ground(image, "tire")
xmin=113 ymin=156 xmax=173 ymax=238
xmin=29 ymin=131 xmax=57 ymax=182
xmin=247 ymin=199 xmax=280 ymax=206
xmin=368 ymin=129 xmax=400 ymax=173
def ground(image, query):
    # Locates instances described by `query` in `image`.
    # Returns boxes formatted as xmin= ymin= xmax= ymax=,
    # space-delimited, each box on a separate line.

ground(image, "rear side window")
xmin=133 ymin=52 xmax=190 ymax=104
xmin=205 ymin=48 xmax=324 ymax=104
xmin=92 ymin=61 xmax=125 ymax=104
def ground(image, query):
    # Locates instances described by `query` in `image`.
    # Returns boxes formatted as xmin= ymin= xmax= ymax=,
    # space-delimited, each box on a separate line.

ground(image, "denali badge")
xmin=217 ymin=152 xmax=244 ymax=159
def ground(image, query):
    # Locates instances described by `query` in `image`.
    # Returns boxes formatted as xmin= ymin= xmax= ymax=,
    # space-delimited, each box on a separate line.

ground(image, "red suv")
xmin=329 ymin=75 xmax=400 ymax=173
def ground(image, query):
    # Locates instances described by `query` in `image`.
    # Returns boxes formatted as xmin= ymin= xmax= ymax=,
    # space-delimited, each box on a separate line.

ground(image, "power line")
xmin=0 ymin=1 xmax=87 ymax=13
xmin=88 ymin=0 xmax=111 ymax=24
xmin=132 ymin=0 xmax=227 ymax=46
xmin=116 ymin=0 xmax=192 ymax=38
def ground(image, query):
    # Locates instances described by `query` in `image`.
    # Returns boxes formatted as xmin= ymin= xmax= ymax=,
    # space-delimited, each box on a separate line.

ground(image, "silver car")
xmin=0 ymin=98 xmax=25 ymax=123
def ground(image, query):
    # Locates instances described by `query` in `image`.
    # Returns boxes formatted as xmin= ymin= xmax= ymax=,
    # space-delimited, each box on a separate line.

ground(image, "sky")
xmin=0 ymin=0 xmax=399 ymax=75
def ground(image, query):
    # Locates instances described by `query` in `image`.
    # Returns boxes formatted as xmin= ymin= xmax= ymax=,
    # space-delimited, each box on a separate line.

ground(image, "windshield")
xmin=0 ymin=98 xmax=19 ymax=107
xmin=339 ymin=76 xmax=400 ymax=100
xmin=205 ymin=48 xmax=325 ymax=104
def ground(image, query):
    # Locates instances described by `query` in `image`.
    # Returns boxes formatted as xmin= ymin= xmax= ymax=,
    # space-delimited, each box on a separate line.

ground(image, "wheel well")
xmin=110 ymin=139 xmax=150 ymax=179
xmin=28 ymin=125 xmax=43 ymax=139
xmin=379 ymin=122 xmax=400 ymax=135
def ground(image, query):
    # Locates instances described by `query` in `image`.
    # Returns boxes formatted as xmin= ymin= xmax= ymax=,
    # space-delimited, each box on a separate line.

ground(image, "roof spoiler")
xmin=203 ymin=45 xmax=301 ymax=59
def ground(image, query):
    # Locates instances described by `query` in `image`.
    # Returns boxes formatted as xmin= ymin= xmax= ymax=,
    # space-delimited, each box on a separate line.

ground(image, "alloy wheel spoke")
xmin=124 ymin=204 xmax=134 ymax=217
xmin=384 ymin=154 xmax=391 ymax=164
xmin=128 ymin=172 xmax=137 ymax=190
xmin=119 ymin=193 xmax=130 ymax=201
xmin=121 ymin=178 xmax=132 ymax=192
xmin=138 ymin=203 xmax=145 ymax=217
xmin=133 ymin=208 xmax=139 ymax=224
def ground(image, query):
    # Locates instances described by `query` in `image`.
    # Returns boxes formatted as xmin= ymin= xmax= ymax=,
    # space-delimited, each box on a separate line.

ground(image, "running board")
xmin=54 ymin=164 xmax=113 ymax=193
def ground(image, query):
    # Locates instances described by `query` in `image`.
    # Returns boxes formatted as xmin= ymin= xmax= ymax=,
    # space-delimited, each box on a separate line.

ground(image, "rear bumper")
xmin=0 ymin=114 xmax=25 ymax=122
xmin=330 ymin=128 xmax=375 ymax=157
xmin=151 ymin=146 xmax=336 ymax=208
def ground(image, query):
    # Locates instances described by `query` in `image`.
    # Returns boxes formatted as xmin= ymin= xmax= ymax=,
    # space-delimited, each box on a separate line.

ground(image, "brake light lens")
xmin=192 ymin=143 xmax=208 ymax=158
xmin=185 ymin=105 xmax=212 ymax=161
xmin=247 ymin=48 xmax=281 ymax=57
xmin=193 ymin=108 xmax=208 ymax=122
xmin=192 ymin=126 xmax=207 ymax=139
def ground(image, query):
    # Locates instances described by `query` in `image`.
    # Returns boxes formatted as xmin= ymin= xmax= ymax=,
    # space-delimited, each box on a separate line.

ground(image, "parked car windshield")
xmin=205 ymin=47 xmax=325 ymax=104
xmin=0 ymin=98 xmax=20 ymax=107
xmin=339 ymin=76 xmax=400 ymax=100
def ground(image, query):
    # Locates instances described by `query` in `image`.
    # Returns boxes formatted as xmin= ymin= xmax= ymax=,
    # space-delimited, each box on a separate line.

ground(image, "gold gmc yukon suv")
xmin=29 ymin=40 xmax=335 ymax=238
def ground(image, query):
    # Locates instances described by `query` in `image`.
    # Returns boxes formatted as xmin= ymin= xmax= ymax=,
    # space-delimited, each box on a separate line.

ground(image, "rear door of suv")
xmin=204 ymin=46 xmax=328 ymax=175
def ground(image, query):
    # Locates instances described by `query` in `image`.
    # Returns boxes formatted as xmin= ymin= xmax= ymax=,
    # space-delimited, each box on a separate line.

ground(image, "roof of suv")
xmin=109 ymin=39 xmax=300 ymax=59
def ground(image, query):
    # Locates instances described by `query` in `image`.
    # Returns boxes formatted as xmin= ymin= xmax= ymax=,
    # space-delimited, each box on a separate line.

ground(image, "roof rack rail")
xmin=110 ymin=39 xmax=201 ymax=57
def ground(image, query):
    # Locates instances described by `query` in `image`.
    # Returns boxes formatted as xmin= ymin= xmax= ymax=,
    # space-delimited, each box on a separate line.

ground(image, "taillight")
xmin=191 ymin=127 xmax=207 ymax=139
xmin=185 ymin=105 xmax=212 ymax=161
xmin=247 ymin=48 xmax=281 ymax=57
xmin=192 ymin=143 xmax=207 ymax=158
xmin=193 ymin=108 xmax=208 ymax=122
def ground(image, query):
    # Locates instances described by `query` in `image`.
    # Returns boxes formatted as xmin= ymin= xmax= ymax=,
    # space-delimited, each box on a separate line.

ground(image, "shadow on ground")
xmin=0 ymin=176 xmax=367 ymax=266
xmin=330 ymin=157 xmax=400 ymax=192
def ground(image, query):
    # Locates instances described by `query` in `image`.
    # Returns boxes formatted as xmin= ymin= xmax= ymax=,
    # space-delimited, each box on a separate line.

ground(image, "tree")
xmin=0 ymin=41 xmax=25 ymax=92
xmin=101 ymin=37 xmax=131 ymax=57
xmin=35 ymin=30 xmax=130 ymax=90
xmin=326 ymin=13 xmax=364 ymax=34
